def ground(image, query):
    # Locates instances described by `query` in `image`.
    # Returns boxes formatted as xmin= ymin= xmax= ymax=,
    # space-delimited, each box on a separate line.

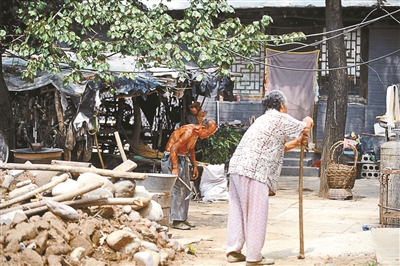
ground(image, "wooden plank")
xmin=114 ymin=131 xmax=127 ymax=162
xmin=382 ymin=169 xmax=400 ymax=175
xmin=0 ymin=163 xmax=147 ymax=180
xmin=51 ymin=160 xmax=92 ymax=168
xmin=113 ymin=159 xmax=138 ymax=172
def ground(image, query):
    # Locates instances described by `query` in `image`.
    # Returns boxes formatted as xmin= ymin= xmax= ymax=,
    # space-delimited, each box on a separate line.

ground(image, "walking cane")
xmin=297 ymin=137 xmax=306 ymax=259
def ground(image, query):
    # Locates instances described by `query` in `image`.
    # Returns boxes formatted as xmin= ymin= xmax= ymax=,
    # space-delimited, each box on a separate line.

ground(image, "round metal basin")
xmin=11 ymin=148 xmax=63 ymax=164
xmin=136 ymin=173 xmax=177 ymax=192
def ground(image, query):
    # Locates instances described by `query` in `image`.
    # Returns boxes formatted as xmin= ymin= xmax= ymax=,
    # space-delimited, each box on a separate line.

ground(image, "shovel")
xmin=179 ymin=177 xmax=195 ymax=200
xmin=169 ymin=167 xmax=195 ymax=200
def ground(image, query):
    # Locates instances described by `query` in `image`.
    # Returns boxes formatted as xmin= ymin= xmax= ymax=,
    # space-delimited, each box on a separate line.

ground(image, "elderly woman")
xmin=225 ymin=90 xmax=314 ymax=265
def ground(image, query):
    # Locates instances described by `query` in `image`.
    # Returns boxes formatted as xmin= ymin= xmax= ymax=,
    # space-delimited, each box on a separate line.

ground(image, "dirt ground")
xmin=171 ymin=192 xmax=377 ymax=266
xmin=0 ymin=169 xmax=379 ymax=266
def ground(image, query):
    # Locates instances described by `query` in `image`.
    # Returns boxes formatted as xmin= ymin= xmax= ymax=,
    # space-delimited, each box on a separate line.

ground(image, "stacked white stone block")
xmin=360 ymin=154 xmax=380 ymax=179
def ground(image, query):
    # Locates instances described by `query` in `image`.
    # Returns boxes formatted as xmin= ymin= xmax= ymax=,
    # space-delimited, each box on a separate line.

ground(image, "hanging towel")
xmin=265 ymin=48 xmax=319 ymax=121
xmin=385 ymin=85 xmax=400 ymax=128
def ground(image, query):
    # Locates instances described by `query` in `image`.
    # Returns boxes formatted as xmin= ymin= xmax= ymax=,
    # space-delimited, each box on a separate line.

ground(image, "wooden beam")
xmin=0 ymin=162 xmax=147 ymax=180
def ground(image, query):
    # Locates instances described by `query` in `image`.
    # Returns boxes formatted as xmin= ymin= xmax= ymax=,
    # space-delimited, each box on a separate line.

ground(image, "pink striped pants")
xmin=226 ymin=174 xmax=270 ymax=262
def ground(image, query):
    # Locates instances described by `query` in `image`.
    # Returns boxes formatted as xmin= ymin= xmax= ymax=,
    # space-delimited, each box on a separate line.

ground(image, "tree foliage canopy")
xmin=0 ymin=0 xmax=305 ymax=85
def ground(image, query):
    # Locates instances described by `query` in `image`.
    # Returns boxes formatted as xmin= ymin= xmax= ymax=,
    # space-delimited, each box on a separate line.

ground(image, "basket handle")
xmin=329 ymin=140 xmax=358 ymax=168
xmin=328 ymin=141 xmax=345 ymax=164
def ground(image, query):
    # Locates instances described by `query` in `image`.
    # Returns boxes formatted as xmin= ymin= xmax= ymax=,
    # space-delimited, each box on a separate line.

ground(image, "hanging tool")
xmin=297 ymin=136 xmax=308 ymax=260
xmin=169 ymin=166 xmax=194 ymax=200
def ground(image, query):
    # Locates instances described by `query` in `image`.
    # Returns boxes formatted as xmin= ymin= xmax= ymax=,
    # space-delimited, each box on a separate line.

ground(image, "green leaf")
xmin=7 ymin=0 xmax=302 ymax=85
xmin=195 ymin=74 xmax=204 ymax=81
xmin=57 ymin=20 xmax=65 ymax=27
xmin=165 ymin=43 xmax=173 ymax=50
xmin=197 ymin=126 xmax=243 ymax=165
xmin=220 ymin=68 xmax=229 ymax=76
xmin=106 ymin=43 xmax=113 ymax=51
xmin=246 ymin=62 xmax=254 ymax=71
xmin=182 ymin=51 xmax=192 ymax=61
xmin=75 ymin=15 xmax=82 ymax=24
xmin=261 ymin=15 xmax=273 ymax=25
xmin=192 ymin=11 xmax=201 ymax=18
xmin=199 ymin=52 xmax=209 ymax=61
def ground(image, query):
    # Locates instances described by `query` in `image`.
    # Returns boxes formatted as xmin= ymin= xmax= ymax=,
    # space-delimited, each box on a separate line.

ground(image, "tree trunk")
xmin=0 ymin=64 xmax=15 ymax=151
xmin=319 ymin=0 xmax=349 ymax=197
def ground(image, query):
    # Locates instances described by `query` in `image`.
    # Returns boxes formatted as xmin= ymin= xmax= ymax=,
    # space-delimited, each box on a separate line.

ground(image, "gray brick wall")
xmin=366 ymin=26 xmax=400 ymax=133
xmin=315 ymin=101 xmax=366 ymax=142
xmin=202 ymin=98 xmax=264 ymax=126
xmin=201 ymin=24 xmax=400 ymax=144
xmin=203 ymin=99 xmax=367 ymax=144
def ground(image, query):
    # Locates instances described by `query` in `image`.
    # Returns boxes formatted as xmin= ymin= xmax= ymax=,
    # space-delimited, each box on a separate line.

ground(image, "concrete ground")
xmin=273 ymin=176 xmax=399 ymax=265
xmin=171 ymin=176 xmax=400 ymax=266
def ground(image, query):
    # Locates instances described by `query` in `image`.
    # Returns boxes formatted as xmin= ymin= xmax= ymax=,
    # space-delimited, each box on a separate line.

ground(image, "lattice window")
xmin=318 ymin=27 xmax=363 ymax=97
xmin=231 ymin=50 xmax=265 ymax=97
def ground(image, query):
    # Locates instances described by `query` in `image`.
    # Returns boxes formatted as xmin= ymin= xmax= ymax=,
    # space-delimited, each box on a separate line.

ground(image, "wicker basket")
xmin=326 ymin=141 xmax=358 ymax=189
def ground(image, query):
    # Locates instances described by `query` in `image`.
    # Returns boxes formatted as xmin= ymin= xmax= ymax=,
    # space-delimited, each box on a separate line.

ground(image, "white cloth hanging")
xmin=384 ymin=85 xmax=400 ymax=128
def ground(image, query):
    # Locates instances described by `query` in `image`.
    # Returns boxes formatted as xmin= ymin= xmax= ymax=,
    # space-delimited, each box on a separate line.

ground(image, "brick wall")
xmin=201 ymin=24 xmax=400 ymax=146
xmin=366 ymin=25 xmax=400 ymax=133
xmin=315 ymin=100 xmax=366 ymax=143
xmin=202 ymin=98 xmax=264 ymax=127
xmin=203 ymin=98 xmax=367 ymax=144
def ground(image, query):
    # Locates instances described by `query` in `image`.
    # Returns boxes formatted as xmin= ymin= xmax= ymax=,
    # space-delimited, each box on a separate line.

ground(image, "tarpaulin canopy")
xmin=2 ymin=54 xmax=235 ymax=140
xmin=2 ymin=54 xmax=234 ymax=99
xmin=2 ymin=56 xmax=161 ymax=98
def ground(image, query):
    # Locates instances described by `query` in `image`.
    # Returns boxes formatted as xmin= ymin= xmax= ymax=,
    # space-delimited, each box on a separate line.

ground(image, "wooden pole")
xmin=68 ymin=197 xmax=151 ymax=208
xmin=0 ymin=173 xmax=69 ymax=209
xmin=94 ymin=133 xmax=105 ymax=169
xmin=23 ymin=197 xmax=151 ymax=216
xmin=0 ymin=181 xmax=103 ymax=215
xmin=0 ymin=162 xmax=146 ymax=180
xmin=114 ymin=131 xmax=127 ymax=162
xmin=297 ymin=142 xmax=306 ymax=259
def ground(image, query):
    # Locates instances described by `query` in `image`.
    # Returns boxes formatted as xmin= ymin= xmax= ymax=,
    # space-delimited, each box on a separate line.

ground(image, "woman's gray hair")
xmin=262 ymin=90 xmax=287 ymax=111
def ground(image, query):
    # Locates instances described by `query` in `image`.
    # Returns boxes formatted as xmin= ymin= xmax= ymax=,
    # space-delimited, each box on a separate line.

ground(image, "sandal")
xmin=246 ymin=257 xmax=274 ymax=265
xmin=227 ymin=252 xmax=246 ymax=263
xmin=183 ymin=220 xmax=195 ymax=227
xmin=171 ymin=221 xmax=191 ymax=230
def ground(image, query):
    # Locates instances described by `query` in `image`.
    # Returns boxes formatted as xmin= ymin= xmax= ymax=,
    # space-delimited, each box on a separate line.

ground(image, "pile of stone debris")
xmin=0 ymin=160 xmax=186 ymax=266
